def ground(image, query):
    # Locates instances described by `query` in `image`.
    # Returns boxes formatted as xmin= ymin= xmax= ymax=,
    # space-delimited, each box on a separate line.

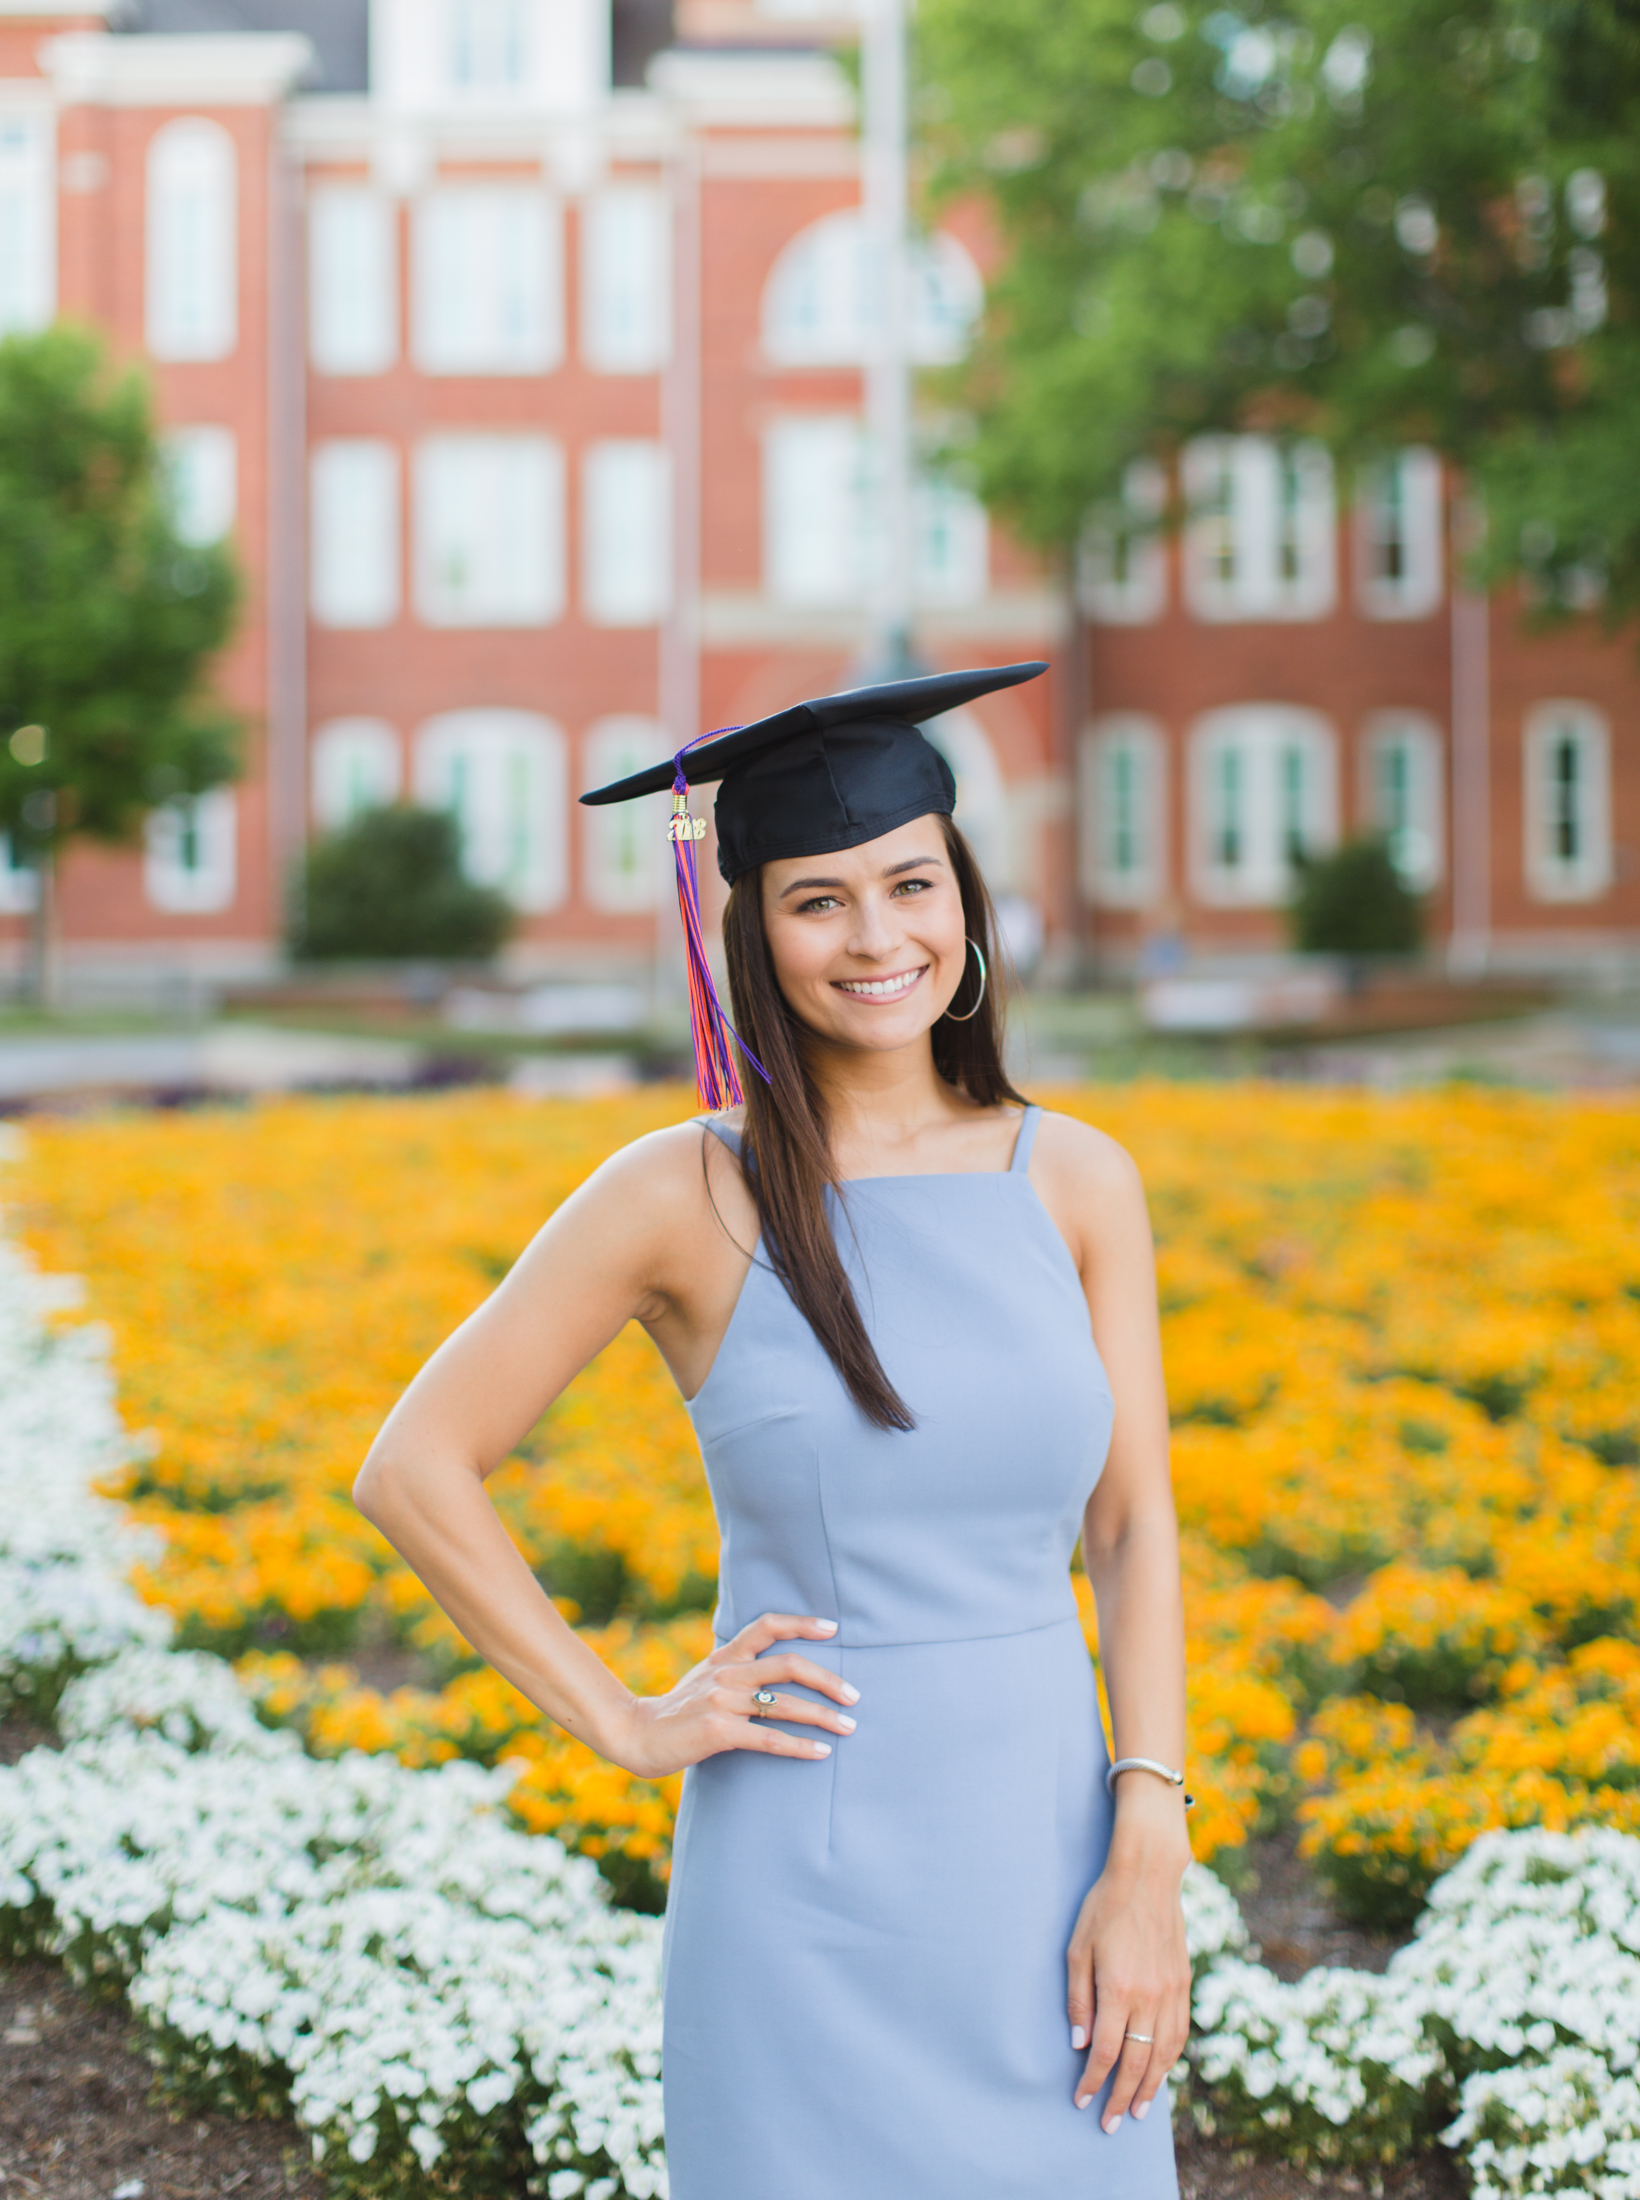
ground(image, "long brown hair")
xmin=720 ymin=815 xmax=1027 ymax=1431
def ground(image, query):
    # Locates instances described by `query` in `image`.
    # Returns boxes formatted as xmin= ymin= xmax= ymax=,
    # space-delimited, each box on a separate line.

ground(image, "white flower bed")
xmin=2 ymin=1193 xmax=1639 ymax=2197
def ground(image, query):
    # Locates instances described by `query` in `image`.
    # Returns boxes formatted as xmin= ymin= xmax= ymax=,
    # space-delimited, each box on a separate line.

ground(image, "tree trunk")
xmin=24 ymin=848 xmax=59 ymax=1012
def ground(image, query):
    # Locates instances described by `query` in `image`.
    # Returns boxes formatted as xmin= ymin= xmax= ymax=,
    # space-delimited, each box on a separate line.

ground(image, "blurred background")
xmin=1 ymin=0 xmax=1637 ymax=1102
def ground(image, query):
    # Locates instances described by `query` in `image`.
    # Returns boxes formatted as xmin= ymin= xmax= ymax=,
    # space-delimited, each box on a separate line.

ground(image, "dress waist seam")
xmin=714 ymin=1611 xmax=1083 ymax=1653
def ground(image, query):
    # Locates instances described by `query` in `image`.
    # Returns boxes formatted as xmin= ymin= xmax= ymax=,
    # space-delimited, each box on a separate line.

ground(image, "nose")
xmin=845 ymin=893 xmax=901 ymax=963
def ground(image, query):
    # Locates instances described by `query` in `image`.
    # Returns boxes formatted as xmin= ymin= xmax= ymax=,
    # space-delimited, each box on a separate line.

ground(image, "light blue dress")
xmin=663 ymin=1105 xmax=1178 ymax=2199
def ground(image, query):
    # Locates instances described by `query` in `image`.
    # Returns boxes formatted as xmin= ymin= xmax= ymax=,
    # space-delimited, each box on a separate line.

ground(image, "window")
xmin=308 ymin=186 xmax=398 ymax=376
xmin=412 ymin=710 xmax=567 ymax=912
xmin=146 ymin=118 xmax=236 ymax=363
xmin=763 ymin=414 xmax=865 ymax=606
xmin=162 ymin=427 xmax=236 ymax=547
xmin=763 ymin=415 xmax=989 ymax=608
xmin=1079 ymin=716 xmax=1167 ymax=907
xmin=0 ymin=108 xmax=54 ymax=337
xmin=412 ymin=187 xmax=560 ymax=374
xmin=1188 ymin=706 xmax=1339 ymax=904
xmin=1523 ymin=702 xmax=1612 ymax=902
xmin=310 ymin=441 xmax=401 ymax=628
xmin=415 ymin=434 xmax=562 ymax=627
xmin=1182 ymin=437 xmax=1336 ymax=621
xmin=447 ymin=0 xmax=531 ymax=90
xmin=1078 ymin=460 xmax=1168 ymax=625
xmin=583 ymin=716 xmax=666 ymax=912
xmin=922 ymin=707 xmax=1012 ymax=889
xmin=580 ymin=186 xmax=669 ymax=373
xmin=1357 ymin=449 xmax=1443 ymax=619
xmin=0 ymin=833 xmax=38 ymax=916
xmin=762 ymin=211 xmax=984 ymax=368
xmin=1359 ymin=712 xmax=1443 ymax=888
xmin=144 ymin=788 xmax=237 ymax=914
xmin=311 ymin=718 xmax=403 ymax=831
xmin=582 ymin=441 xmax=670 ymax=627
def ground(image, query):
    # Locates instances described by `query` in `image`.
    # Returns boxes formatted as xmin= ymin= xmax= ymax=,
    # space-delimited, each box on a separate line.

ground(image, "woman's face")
xmin=759 ymin=816 xmax=972 ymax=1053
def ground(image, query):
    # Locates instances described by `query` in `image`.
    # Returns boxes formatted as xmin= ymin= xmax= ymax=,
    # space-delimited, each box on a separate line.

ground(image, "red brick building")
xmin=0 ymin=0 xmax=1634 ymax=996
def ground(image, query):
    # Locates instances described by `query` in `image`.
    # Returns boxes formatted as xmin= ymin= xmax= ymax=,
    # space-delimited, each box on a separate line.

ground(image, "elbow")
xmin=352 ymin=1447 xmax=397 ymax=1528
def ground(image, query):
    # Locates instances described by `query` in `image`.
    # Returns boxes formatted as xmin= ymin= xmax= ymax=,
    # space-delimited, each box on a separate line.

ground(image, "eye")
xmin=890 ymin=876 xmax=934 ymax=896
xmin=796 ymin=894 xmax=843 ymax=914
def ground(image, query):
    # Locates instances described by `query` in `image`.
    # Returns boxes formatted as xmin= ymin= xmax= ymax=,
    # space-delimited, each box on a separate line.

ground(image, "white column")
xmin=862 ymin=0 xmax=916 ymax=673
xmin=1448 ymin=495 xmax=1491 ymax=976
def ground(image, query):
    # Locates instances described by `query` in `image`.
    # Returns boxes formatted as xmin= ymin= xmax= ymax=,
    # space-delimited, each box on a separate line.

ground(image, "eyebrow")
xmin=778 ymin=855 xmax=945 ymax=900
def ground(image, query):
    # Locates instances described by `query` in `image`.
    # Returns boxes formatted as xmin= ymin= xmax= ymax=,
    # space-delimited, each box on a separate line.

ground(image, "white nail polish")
xmin=1075 ymin=2095 xmax=1091 ymax=2111
xmin=840 ymin=1684 xmax=860 ymax=1704
xmin=1070 ymin=2026 xmax=1087 ymax=2050
xmin=836 ymin=1715 xmax=856 ymax=1732
xmin=811 ymin=1741 xmax=831 ymax=1754
xmin=814 ymin=1620 xmax=838 ymax=1633
xmin=1102 ymin=2116 xmax=1119 ymax=2134
xmin=1132 ymin=2101 xmax=1149 ymax=2123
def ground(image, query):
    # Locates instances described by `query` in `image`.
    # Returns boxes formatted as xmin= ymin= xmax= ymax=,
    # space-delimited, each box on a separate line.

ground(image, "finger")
xmin=1096 ymin=2022 xmax=1159 ymax=2133
xmin=746 ymin=1652 xmax=860 ymax=1707
xmin=1130 ymin=2002 xmax=1190 ymax=2118
xmin=746 ymin=1688 xmax=856 ymax=1737
xmin=1076 ymin=2000 xmax=1132 ymax=2111
xmin=728 ymin=1613 xmax=839 ymax=1657
xmin=1065 ymin=1938 xmax=1094 ymax=2057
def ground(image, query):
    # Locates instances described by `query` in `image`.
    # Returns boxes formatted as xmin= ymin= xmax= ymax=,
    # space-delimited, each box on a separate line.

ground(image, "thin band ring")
xmin=751 ymin=1687 xmax=778 ymax=1716
xmin=1124 ymin=2031 xmax=1154 ymax=2044
xmin=942 ymin=938 xmax=988 ymax=1023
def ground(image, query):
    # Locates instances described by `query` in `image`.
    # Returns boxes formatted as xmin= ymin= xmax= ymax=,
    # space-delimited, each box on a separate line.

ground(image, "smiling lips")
xmin=833 ymin=965 xmax=929 ymax=1002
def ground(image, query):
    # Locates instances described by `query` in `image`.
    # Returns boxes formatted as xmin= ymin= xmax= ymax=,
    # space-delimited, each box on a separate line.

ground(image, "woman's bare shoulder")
xmin=1030 ymin=1109 xmax=1149 ymax=1232
xmin=567 ymin=1113 xmax=753 ymax=1242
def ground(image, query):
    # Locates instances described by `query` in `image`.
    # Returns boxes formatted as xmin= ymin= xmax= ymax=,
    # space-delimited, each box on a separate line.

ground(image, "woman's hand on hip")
xmin=1065 ymin=1830 xmax=1193 ymax=2130
xmin=601 ymin=1612 xmax=858 ymax=1780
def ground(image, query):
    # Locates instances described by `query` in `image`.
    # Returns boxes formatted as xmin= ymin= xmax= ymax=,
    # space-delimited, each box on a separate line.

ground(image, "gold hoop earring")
xmin=942 ymin=937 xmax=988 ymax=1023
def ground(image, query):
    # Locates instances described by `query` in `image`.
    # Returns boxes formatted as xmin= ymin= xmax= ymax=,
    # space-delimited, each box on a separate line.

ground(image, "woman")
xmin=354 ymin=661 xmax=1191 ymax=2200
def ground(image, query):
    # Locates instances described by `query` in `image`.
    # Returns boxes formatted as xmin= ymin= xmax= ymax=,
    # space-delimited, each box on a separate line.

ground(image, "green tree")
xmin=920 ymin=0 xmax=1640 ymax=622
xmin=1289 ymin=835 xmax=1425 ymax=953
xmin=291 ymin=805 xmax=514 ymax=963
xmin=0 ymin=324 xmax=242 ymax=1004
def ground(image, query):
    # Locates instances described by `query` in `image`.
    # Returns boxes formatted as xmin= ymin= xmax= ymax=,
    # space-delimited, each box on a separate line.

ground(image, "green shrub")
xmin=1288 ymin=837 xmax=1424 ymax=956
xmin=291 ymin=805 xmax=512 ymax=962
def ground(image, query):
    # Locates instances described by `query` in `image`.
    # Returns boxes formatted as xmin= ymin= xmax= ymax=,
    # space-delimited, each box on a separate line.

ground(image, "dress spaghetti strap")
xmin=1008 ymin=1102 xmax=1042 ymax=1174
xmin=700 ymin=1116 xmax=743 ymax=1160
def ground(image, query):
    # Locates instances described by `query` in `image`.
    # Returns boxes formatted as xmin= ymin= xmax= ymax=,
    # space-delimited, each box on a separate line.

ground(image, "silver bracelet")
xmin=1106 ymin=1756 xmax=1195 ymax=1809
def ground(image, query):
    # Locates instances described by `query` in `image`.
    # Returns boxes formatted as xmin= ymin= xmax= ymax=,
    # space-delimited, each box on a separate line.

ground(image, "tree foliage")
xmin=0 ymin=324 xmax=242 ymax=865
xmin=291 ymin=806 xmax=514 ymax=963
xmin=921 ymin=0 xmax=1640 ymax=623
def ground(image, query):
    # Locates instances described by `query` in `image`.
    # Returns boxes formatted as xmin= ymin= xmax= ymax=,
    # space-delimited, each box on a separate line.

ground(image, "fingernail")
xmin=814 ymin=1620 xmax=838 ymax=1633
xmin=836 ymin=1714 xmax=856 ymax=1732
xmin=811 ymin=1741 xmax=831 ymax=1754
xmin=1132 ymin=2101 xmax=1149 ymax=2123
xmin=840 ymin=1683 xmax=860 ymax=1703
xmin=1102 ymin=2114 xmax=1120 ymax=2134
xmin=1071 ymin=2026 xmax=1087 ymax=2050
xmin=1075 ymin=2095 xmax=1091 ymax=2111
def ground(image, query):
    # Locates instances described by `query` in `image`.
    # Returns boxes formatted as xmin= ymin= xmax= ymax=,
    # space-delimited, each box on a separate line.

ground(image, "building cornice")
xmin=647 ymin=49 xmax=853 ymax=128
xmin=699 ymin=587 xmax=1070 ymax=650
xmin=283 ymin=94 xmax=681 ymax=172
xmin=40 ymin=30 xmax=315 ymax=107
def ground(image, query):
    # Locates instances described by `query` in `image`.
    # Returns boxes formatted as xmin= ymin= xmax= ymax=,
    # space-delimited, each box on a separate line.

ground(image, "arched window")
xmin=582 ymin=717 xmax=666 ymax=912
xmin=144 ymin=788 xmax=238 ymax=914
xmin=311 ymin=718 xmax=403 ymax=831
xmin=0 ymin=108 xmax=55 ymax=337
xmin=412 ymin=710 xmax=567 ymax=912
xmin=762 ymin=210 xmax=983 ymax=368
xmin=1182 ymin=437 xmax=1336 ymax=622
xmin=923 ymin=706 xmax=1011 ymax=890
xmin=146 ymin=118 xmax=237 ymax=362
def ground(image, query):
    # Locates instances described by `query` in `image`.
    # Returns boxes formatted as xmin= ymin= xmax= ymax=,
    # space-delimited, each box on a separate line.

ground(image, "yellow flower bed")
xmin=11 ymin=1084 xmax=1640 ymax=1917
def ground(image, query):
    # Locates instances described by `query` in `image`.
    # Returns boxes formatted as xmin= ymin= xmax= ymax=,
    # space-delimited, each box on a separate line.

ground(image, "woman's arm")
xmin=352 ymin=1125 xmax=856 ymax=1777
xmin=1035 ymin=1118 xmax=1193 ymax=2130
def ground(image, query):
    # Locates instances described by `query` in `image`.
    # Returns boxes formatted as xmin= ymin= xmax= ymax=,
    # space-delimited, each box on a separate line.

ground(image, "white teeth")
xmin=839 ymin=969 xmax=920 ymax=998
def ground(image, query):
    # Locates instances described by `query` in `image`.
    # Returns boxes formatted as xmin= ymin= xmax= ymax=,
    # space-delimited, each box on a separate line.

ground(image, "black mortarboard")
xmin=579 ymin=660 xmax=1048 ymax=883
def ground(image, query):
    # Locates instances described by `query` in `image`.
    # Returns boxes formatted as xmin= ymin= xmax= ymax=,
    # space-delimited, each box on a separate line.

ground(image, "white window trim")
xmin=761 ymin=209 xmax=984 ymax=368
xmin=1355 ymin=448 xmax=1444 ymax=621
xmin=311 ymin=718 xmax=404 ymax=832
xmin=161 ymin=425 xmax=237 ymax=547
xmin=411 ymin=709 xmax=568 ymax=914
xmin=1182 ymin=436 xmax=1337 ymax=623
xmin=308 ymin=184 xmax=399 ymax=377
xmin=143 ymin=788 xmax=238 ymax=914
xmin=582 ymin=715 xmax=667 ymax=913
xmin=1079 ymin=715 xmax=1168 ymax=908
xmin=1187 ymin=704 xmax=1340 ymax=907
xmin=581 ymin=440 xmax=671 ymax=628
xmin=579 ymin=184 xmax=671 ymax=375
xmin=1078 ymin=459 xmax=1168 ymax=626
xmin=145 ymin=116 xmax=237 ymax=363
xmin=411 ymin=184 xmax=562 ymax=377
xmin=1358 ymin=710 xmax=1444 ymax=889
xmin=1523 ymin=701 xmax=1613 ymax=903
xmin=0 ymin=102 xmax=56 ymax=338
xmin=413 ymin=432 xmax=564 ymax=629
xmin=310 ymin=439 xmax=402 ymax=629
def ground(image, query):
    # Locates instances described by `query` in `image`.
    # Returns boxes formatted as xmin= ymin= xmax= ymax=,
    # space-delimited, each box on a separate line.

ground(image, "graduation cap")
xmin=580 ymin=659 xmax=1048 ymax=1109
